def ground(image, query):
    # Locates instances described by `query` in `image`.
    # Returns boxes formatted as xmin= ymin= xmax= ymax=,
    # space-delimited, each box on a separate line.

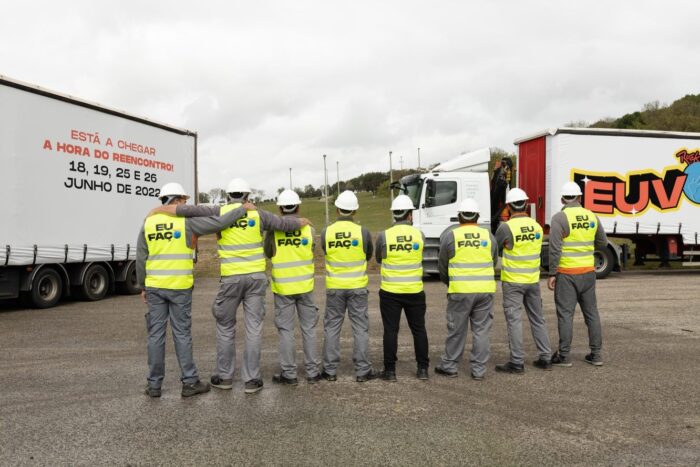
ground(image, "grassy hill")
xmin=590 ymin=94 xmax=700 ymax=132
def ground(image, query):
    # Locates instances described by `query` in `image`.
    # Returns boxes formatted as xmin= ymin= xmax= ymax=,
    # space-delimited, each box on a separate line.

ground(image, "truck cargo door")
xmin=518 ymin=136 xmax=546 ymax=225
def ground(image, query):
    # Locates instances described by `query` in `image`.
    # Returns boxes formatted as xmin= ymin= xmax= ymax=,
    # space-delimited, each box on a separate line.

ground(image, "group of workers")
xmin=136 ymin=177 xmax=606 ymax=398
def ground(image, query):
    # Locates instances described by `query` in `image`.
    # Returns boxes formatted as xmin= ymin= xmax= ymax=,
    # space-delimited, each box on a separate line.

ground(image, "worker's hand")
xmin=141 ymin=290 xmax=147 ymax=303
xmin=547 ymin=276 xmax=556 ymax=291
xmin=299 ymin=218 xmax=312 ymax=227
xmin=242 ymin=202 xmax=257 ymax=211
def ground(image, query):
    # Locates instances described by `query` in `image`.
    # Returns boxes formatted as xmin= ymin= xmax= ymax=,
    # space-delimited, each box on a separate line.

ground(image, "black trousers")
xmin=379 ymin=289 xmax=429 ymax=370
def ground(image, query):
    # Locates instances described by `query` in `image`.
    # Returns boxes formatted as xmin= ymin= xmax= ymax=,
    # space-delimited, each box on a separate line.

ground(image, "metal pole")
xmin=336 ymin=161 xmax=340 ymax=196
xmin=417 ymin=147 xmax=421 ymax=170
xmin=323 ymin=154 xmax=329 ymax=226
xmin=389 ymin=151 xmax=394 ymax=201
xmin=289 ymin=168 xmax=292 ymax=189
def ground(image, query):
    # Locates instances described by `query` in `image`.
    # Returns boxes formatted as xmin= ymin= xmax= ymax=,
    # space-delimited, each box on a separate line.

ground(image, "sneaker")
xmin=434 ymin=366 xmax=458 ymax=378
xmin=356 ymin=369 xmax=379 ymax=383
xmin=181 ymin=380 xmax=210 ymax=398
xmin=495 ymin=362 xmax=525 ymax=374
xmin=551 ymin=351 xmax=572 ymax=367
xmin=470 ymin=372 xmax=484 ymax=381
xmin=272 ymin=374 xmax=299 ymax=386
xmin=244 ymin=379 xmax=264 ymax=394
xmin=416 ymin=367 xmax=429 ymax=380
xmin=584 ymin=353 xmax=604 ymax=367
xmin=307 ymin=373 xmax=322 ymax=384
xmin=380 ymin=369 xmax=397 ymax=382
xmin=320 ymin=370 xmax=337 ymax=382
xmin=533 ymin=358 xmax=553 ymax=371
xmin=144 ymin=384 xmax=161 ymax=398
xmin=210 ymin=375 xmax=233 ymax=390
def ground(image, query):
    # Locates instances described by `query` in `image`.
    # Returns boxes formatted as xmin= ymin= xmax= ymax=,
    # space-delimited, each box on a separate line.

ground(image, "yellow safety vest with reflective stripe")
xmin=325 ymin=221 xmax=368 ymax=289
xmin=381 ymin=224 xmax=424 ymax=294
xmin=501 ymin=216 xmax=543 ymax=284
xmin=271 ymin=225 xmax=314 ymax=295
xmin=217 ymin=203 xmax=265 ymax=276
xmin=144 ymin=214 xmax=193 ymax=289
xmin=448 ymin=224 xmax=495 ymax=294
xmin=559 ymin=207 xmax=597 ymax=270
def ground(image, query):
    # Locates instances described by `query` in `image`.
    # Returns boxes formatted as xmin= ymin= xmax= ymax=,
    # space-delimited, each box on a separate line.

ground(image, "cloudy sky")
xmin=2 ymin=1 xmax=698 ymax=197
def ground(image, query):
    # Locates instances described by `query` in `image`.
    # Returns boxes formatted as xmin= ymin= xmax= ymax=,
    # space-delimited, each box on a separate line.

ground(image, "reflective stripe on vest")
xmin=144 ymin=214 xmax=193 ymax=289
xmin=271 ymin=224 xmax=314 ymax=295
xmin=217 ymin=203 xmax=265 ymax=276
xmin=325 ymin=221 xmax=368 ymax=289
xmin=560 ymin=207 xmax=597 ymax=269
xmin=381 ymin=224 xmax=423 ymax=294
xmin=500 ymin=216 xmax=543 ymax=284
xmin=448 ymin=225 xmax=495 ymax=293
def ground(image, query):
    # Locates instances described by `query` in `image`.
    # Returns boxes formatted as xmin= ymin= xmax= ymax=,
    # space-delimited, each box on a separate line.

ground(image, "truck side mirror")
xmin=425 ymin=179 xmax=435 ymax=208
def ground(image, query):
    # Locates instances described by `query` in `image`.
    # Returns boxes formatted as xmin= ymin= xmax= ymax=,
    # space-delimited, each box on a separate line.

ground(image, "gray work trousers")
xmin=439 ymin=293 xmax=494 ymax=378
xmin=274 ymin=292 xmax=321 ymax=379
xmin=322 ymin=288 xmax=372 ymax=376
xmin=554 ymin=272 xmax=602 ymax=359
xmin=145 ymin=287 xmax=199 ymax=388
xmin=502 ymin=282 xmax=552 ymax=364
xmin=212 ymin=274 xmax=267 ymax=383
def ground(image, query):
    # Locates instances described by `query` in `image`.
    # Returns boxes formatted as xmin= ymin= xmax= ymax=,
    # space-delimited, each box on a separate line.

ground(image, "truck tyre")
xmin=79 ymin=264 xmax=109 ymax=301
xmin=594 ymin=247 xmax=615 ymax=279
xmin=117 ymin=262 xmax=140 ymax=295
xmin=28 ymin=268 xmax=63 ymax=308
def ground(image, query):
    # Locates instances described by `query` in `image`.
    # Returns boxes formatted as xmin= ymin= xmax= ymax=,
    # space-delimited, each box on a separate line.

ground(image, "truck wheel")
xmin=79 ymin=264 xmax=109 ymax=301
xmin=28 ymin=268 xmax=63 ymax=308
xmin=594 ymin=247 xmax=615 ymax=279
xmin=117 ymin=262 xmax=140 ymax=295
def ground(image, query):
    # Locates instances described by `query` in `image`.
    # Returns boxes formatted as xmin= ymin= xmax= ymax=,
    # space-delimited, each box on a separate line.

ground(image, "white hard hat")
xmin=335 ymin=190 xmax=359 ymax=211
xmin=277 ymin=189 xmax=302 ymax=206
xmin=159 ymin=182 xmax=189 ymax=199
xmin=506 ymin=188 xmax=529 ymax=204
xmin=561 ymin=181 xmax=583 ymax=197
xmin=390 ymin=194 xmax=415 ymax=211
xmin=458 ymin=198 xmax=480 ymax=214
xmin=226 ymin=177 xmax=251 ymax=194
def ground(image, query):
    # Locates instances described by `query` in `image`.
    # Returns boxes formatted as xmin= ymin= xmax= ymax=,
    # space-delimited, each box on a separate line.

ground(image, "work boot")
xmin=272 ymin=374 xmax=299 ymax=386
xmin=181 ymin=380 xmax=210 ymax=398
xmin=584 ymin=353 xmax=604 ymax=367
xmin=470 ymin=373 xmax=484 ymax=382
xmin=210 ymin=375 xmax=233 ymax=390
xmin=495 ymin=362 xmax=524 ymax=374
xmin=244 ymin=379 xmax=264 ymax=394
xmin=532 ymin=358 xmax=553 ymax=371
xmin=144 ymin=384 xmax=161 ymax=398
xmin=380 ymin=369 xmax=397 ymax=382
xmin=320 ymin=370 xmax=337 ymax=382
xmin=306 ymin=373 xmax=322 ymax=384
xmin=551 ymin=351 xmax=572 ymax=367
xmin=356 ymin=369 xmax=379 ymax=383
xmin=416 ymin=367 xmax=429 ymax=380
xmin=434 ymin=366 xmax=458 ymax=378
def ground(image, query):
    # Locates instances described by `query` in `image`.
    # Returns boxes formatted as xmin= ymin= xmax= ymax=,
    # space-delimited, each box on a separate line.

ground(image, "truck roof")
xmin=514 ymin=127 xmax=700 ymax=145
xmin=0 ymin=75 xmax=196 ymax=136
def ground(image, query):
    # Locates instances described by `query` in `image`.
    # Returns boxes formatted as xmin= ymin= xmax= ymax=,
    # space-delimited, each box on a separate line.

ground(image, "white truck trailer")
xmin=0 ymin=76 xmax=198 ymax=308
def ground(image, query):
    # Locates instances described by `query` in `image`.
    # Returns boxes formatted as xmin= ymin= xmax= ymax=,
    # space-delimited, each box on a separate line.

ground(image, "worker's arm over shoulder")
xmin=594 ymin=215 xmax=608 ymax=249
xmin=259 ymin=209 xmax=302 ymax=232
xmin=135 ymin=226 xmax=148 ymax=290
xmin=185 ymin=206 xmax=247 ymax=238
xmin=362 ymin=227 xmax=374 ymax=261
xmin=176 ymin=204 xmax=221 ymax=217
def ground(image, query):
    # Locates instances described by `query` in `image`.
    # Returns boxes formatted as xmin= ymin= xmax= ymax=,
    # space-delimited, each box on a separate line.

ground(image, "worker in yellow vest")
xmin=547 ymin=182 xmax=608 ymax=367
xmin=137 ymin=182 xmax=254 ymax=398
xmin=374 ymin=194 xmax=429 ymax=382
xmin=320 ymin=190 xmax=378 ymax=382
xmin=263 ymin=189 xmax=321 ymax=385
xmin=154 ymin=178 xmax=310 ymax=394
xmin=494 ymin=188 xmax=552 ymax=374
xmin=434 ymin=198 xmax=498 ymax=381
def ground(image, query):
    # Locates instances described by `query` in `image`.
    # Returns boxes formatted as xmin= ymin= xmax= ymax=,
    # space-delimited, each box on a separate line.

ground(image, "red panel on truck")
xmin=518 ymin=136 xmax=546 ymax=225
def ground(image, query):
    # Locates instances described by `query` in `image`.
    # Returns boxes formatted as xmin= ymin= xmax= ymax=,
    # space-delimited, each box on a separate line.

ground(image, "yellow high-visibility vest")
xmin=448 ymin=224 xmax=495 ymax=294
xmin=325 ymin=220 xmax=368 ymax=289
xmin=501 ymin=216 xmax=543 ymax=284
xmin=560 ymin=207 xmax=597 ymax=270
xmin=144 ymin=214 xmax=194 ymax=289
xmin=217 ymin=203 xmax=265 ymax=276
xmin=271 ymin=225 xmax=314 ymax=295
xmin=380 ymin=224 xmax=423 ymax=294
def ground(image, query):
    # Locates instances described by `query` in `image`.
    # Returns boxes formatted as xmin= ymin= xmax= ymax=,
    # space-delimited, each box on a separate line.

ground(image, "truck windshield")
xmin=400 ymin=174 xmax=423 ymax=208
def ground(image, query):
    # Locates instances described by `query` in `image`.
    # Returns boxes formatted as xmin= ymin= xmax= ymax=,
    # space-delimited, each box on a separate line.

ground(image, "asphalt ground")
xmin=1 ymin=271 xmax=699 ymax=466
